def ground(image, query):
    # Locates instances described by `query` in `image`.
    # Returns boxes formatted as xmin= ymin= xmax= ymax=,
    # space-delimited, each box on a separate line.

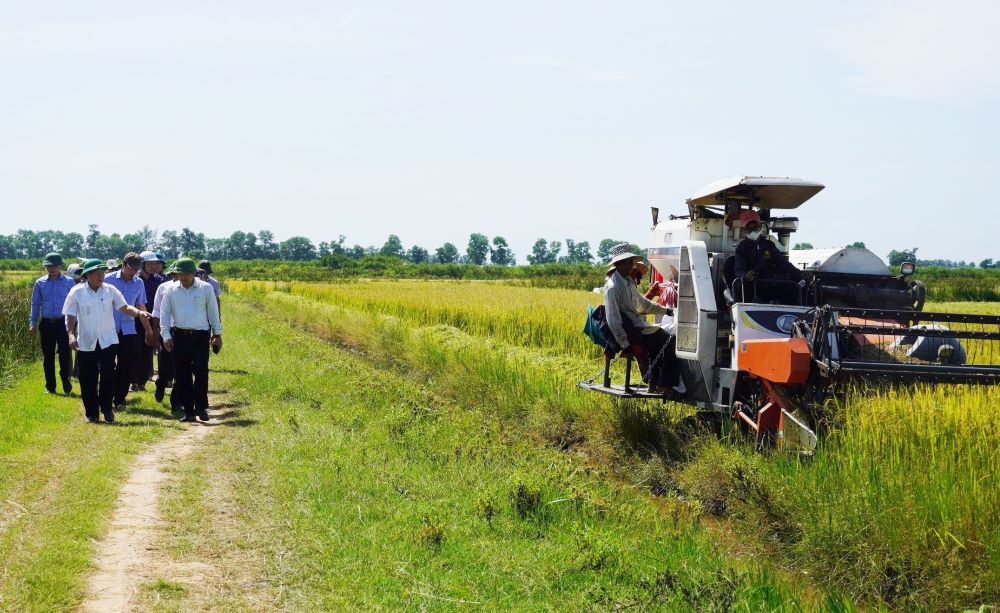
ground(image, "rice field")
xmin=228 ymin=279 xmax=1000 ymax=609
xmin=0 ymin=282 xmax=35 ymax=387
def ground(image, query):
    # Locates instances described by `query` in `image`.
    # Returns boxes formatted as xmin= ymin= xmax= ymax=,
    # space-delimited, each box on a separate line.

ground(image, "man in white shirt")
xmin=63 ymin=259 xmax=153 ymax=423
xmin=160 ymin=258 xmax=222 ymax=423
xmin=151 ymin=271 xmax=179 ymax=407
xmin=602 ymin=244 xmax=685 ymax=396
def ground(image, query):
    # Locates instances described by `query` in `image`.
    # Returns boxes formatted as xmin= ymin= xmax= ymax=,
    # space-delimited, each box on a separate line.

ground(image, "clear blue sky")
xmin=2 ymin=1 xmax=997 ymax=263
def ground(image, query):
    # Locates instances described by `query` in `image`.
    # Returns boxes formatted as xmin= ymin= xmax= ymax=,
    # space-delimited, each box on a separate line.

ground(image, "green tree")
xmin=434 ymin=242 xmax=460 ymax=264
xmin=793 ymin=242 xmax=814 ymax=250
xmin=159 ymin=230 xmax=180 ymax=258
xmin=980 ymin=258 xmax=995 ymax=269
xmin=407 ymin=245 xmax=430 ymax=263
xmin=888 ymin=248 xmax=918 ymax=266
xmin=466 ymin=233 xmax=490 ymax=265
xmin=490 ymin=236 xmax=515 ymax=266
xmin=138 ymin=225 xmax=158 ymax=250
xmin=0 ymin=235 xmax=16 ymax=259
xmin=279 ymin=236 xmax=317 ymax=261
xmin=846 ymin=241 xmax=865 ymax=249
xmin=85 ymin=225 xmax=102 ymax=254
xmin=559 ymin=239 xmax=593 ymax=264
xmin=380 ymin=234 xmax=406 ymax=258
xmin=597 ymin=239 xmax=634 ymax=262
xmin=58 ymin=232 xmax=85 ymax=258
xmin=258 ymin=230 xmax=278 ymax=259
xmin=527 ymin=239 xmax=550 ymax=265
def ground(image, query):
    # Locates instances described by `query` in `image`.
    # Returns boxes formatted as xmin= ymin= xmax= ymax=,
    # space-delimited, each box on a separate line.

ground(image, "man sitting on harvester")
xmin=734 ymin=210 xmax=805 ymax=304
xmin=601 ymin=244 xmax=685 ymax=396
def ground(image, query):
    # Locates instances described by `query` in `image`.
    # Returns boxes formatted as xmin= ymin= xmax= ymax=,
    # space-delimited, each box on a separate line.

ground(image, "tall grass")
xmin=0 ymin=283 xmax=35 ymax=387
xmin=229 ymin=279 xmax=1000 ymax=609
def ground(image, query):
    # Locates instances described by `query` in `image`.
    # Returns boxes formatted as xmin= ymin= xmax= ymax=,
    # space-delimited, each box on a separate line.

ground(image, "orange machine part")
xmin=739 ymin=337 xmax=812 ymax=384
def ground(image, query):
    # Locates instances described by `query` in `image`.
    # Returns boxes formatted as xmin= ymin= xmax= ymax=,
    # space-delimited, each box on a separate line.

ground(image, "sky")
xmin=1 ymin=0 xmax=998 ymax=263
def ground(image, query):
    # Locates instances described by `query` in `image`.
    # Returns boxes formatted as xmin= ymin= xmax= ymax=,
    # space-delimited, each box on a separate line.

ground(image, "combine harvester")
xmin=580 ymin=176 xmax=1000 ymax=453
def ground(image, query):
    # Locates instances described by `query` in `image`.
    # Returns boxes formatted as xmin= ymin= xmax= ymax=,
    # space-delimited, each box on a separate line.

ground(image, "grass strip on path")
xmin=0 ymin=365 xmax=179 ymax=611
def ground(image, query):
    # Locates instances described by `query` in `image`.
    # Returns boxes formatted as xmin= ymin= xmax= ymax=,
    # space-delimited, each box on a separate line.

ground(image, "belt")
xmin=170 ymin=327 xmax=209 ymax=335
xmin=41 ymin=317 xmax=64 ymax=323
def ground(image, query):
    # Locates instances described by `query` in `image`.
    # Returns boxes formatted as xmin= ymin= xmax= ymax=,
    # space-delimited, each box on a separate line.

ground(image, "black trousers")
xmin=38 ymin=319 xmax=72 ymax=391
xmin=172 ymin=329 xmax=210 ymax=417
xmin=155 ymin=337 xmax=180 ymax=409
xmin=78 ymin=342 xmax=117 ymax=418
xmin=636 ymin=329 xmax=681 ymax=389
xmin=114 ymin=333 xmax=141 ymax=405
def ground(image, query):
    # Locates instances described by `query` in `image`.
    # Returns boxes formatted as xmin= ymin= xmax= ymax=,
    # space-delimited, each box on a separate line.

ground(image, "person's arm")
xmin=118 ymin=303 xmax=150 ymax=319
xmin=29 ymin=281 xmax=41 ymax=333
xmin=734 ymin=241 xmax=751 ymax=279
xmin=206 ymin=285 xmax=223 ymax=349
xmin=160 ymin=290 xmax=174 ymax=351
xmin=113 ymin=287 xmax=149 ymax=320
xmin=603 ymin=282 xmax=630 ymax=351
xmin=774 ymin=246 xmax=803 ymax=281
xmin=63 ymin=291 xmax=78 ymax=348
xmin=66 ymin=314 xmax=78 ymax=349
xmin=633 ymin=283 xmax=669 ymax=316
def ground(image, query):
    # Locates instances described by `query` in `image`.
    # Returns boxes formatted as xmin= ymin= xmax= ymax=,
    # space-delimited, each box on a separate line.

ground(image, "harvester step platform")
xmin=576 ymin=381 xmax=668 ymax=399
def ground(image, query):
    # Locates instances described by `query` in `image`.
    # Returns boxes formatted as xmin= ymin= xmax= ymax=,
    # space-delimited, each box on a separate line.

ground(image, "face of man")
xmin=613 ymin=258 xmax=635 ymax=276
xmin=177 ymin=272 xmax=196 ymax=288
xmin=45 ymin=264 xmax=61 ymax=279
xmin=153 ymin=261 xmax=164 ymax=274
xmin=121 ymin=261 xmax=140 ymax=280
xmin=86 ymin=269 xmax=106 ymax=289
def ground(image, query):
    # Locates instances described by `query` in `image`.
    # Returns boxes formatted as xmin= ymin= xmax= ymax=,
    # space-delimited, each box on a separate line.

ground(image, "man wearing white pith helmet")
xmin=602 ymin=243 xmax=685 ymax=396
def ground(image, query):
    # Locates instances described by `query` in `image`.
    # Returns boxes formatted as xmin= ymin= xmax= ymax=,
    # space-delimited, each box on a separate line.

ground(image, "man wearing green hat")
xmin=30 ymin=253 xmax=76 ymax=394
xmin=63 ymin=259 xmax=153 ymax=423
xmin=159 ymin=258 xmax=222 ymax=422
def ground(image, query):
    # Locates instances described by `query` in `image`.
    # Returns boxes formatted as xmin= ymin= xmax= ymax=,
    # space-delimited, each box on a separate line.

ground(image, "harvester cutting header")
xmin=581 ymin=176 xmax=1000 ymax=453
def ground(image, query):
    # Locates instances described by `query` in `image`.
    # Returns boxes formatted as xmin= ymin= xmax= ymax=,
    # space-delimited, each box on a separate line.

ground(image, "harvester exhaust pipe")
xmin=651 ymin=206 xmax=659 ymax=226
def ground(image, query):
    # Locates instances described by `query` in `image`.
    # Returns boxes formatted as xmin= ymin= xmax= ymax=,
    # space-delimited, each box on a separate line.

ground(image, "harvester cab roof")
xmin=580 ymin=175 xmax=1000 ymax=456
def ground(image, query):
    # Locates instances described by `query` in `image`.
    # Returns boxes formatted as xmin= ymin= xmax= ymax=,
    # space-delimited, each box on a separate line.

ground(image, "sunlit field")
xmin=228 ymin=279 xmax=1000 ymax=609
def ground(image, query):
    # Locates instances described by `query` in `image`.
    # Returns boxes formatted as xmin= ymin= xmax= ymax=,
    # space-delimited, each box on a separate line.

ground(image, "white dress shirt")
xmin=603 ymin=270 xmax=668 ymax=350
xmin=151 ymin=279 xmax=177 ymax=319
xmin=159 ymin=278 xmax=222 ymax=341
xmin=62 ymin=283 xmax=128 ymax=351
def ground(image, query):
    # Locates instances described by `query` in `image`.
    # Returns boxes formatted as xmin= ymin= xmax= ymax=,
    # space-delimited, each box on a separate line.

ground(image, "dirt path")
xmin=80 ymin=400 xmax=223 ymax=613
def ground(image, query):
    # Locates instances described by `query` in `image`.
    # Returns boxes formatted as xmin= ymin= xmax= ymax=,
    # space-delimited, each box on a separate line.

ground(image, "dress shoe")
xmin=197 ymin=411 xmax=210 ymax=422
xmin=180 ymin=415 xmax=197 ymax=422
xmin=62 ymin=379 xmax=73 ymax=394
xmin=154 ymin=386 xmax=165 ymax=403
xmin=103 ymin=412 xmax=115 ymax=424
xmin=86 ymin=416 xmax=100 ymax=424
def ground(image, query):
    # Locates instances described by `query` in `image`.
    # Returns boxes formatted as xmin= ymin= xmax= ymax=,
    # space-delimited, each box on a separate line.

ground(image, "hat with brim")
xmin=608 ymin=243 xmax=640 ymax=265
xmin=172 ymin=258 xmax=198 ymax=274
xmin=43 ymin=252 xmax=64 ymax=267
xmin=80 ymin=258 xmax=108 ymax=277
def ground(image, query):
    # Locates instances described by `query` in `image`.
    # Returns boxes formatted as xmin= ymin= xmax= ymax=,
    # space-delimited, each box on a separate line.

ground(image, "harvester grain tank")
xmin=580 ymin=176 xmax=1000 ymax=454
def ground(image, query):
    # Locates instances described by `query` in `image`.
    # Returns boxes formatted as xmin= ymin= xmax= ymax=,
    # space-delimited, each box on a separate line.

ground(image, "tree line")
xmin=0 ymin=227 xmax=637 ymax=266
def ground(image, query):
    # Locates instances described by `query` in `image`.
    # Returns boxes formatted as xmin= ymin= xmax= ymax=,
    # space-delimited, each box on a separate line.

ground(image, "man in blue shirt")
xmin=29 ymin=252 xmax=76 ymax=394
xmin=104 ymin=252 xmax=155 ymax=409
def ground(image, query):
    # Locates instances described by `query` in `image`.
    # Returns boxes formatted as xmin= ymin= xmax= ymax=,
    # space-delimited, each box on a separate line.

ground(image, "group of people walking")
xmin=29 ymin=252 xmax=223 ymax=423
